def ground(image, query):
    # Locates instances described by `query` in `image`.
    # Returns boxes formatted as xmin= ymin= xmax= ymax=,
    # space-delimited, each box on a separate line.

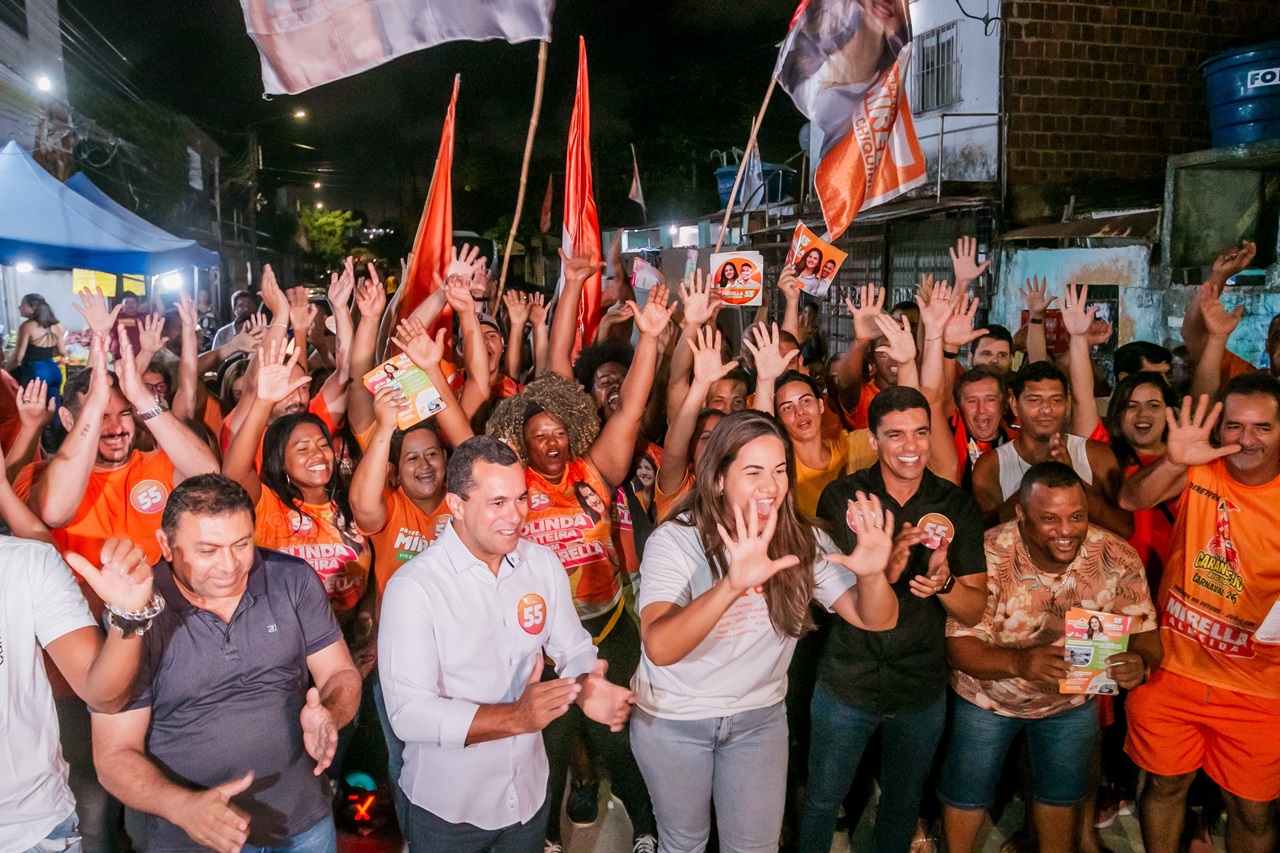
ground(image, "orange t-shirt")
xmin=363 ymin=488 xmax=452 ymax=598
xmin=1221 ymin=350 xmax=1256 ymax=386
xmin=15 ymin=450 xmax=176 ymax=567
xmin=654 ymin=470 xmax=694 ymax=523
xmin=850 ymin=381 xmax=880 ymax=430
xmin=522 ymin=458 xmax=621 ymax=618
xmin=1159 ymin=459 xmax=1280 ymax=699
xmin=254 ymin=489 xmax=370 ymax=625
xmin=447 ymin=369 xmax=523 ymax=400
xmin=220 ymin=394 xmax=339 ymax=470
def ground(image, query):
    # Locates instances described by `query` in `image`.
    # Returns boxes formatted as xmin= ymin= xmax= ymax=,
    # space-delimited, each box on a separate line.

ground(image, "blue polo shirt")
xmin=112 ymin=548 xmax=343 ymax=851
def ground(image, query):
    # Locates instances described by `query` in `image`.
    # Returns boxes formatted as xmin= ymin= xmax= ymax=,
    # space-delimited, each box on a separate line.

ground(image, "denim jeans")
xmin=405 ymin=798 xmax=549 ymax=853
xmin=630 ymin=702 xmax=788 ymax=853
xmin=797 ymin=685 xmax=947 ymax=853
xmin=241 ymin=817 xmax=337 ymax=853
xmin=372 ymin=677 xmax=410 ymax=833
xmin=938 ymin=694 xmax=1098 ymax=810
xmin=23 ymin=813 xmax=80 ymax=853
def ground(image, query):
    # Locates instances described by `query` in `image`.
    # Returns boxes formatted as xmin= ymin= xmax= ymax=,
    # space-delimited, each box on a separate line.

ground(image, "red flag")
xmin=399 ymin=75 xmax=459 ymax=337
xmin=561 ymin=37 xmax=602 ymax=348
xmin=539 ymin=172 xmax=553 ymax=233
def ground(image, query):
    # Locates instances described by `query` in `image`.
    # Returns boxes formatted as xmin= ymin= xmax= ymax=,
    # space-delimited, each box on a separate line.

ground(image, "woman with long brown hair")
xmin=630 ymin=410 xmax=899 ymax=853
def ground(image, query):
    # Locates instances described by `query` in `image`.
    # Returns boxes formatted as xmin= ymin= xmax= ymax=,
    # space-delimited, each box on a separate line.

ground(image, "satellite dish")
xmin=798 ymin=122 xmax=812 ymax=152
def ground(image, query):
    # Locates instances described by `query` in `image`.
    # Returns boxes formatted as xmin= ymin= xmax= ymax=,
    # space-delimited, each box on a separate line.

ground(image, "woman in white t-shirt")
xmin=631 ymin=410 xmax=899 ymax=853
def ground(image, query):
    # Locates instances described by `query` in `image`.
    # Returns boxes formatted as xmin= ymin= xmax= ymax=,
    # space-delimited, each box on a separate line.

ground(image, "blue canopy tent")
xmin=0 ymin=141 xmax=218 ymax=275
xmin=65 ymin=172 xmax=219 ymax=269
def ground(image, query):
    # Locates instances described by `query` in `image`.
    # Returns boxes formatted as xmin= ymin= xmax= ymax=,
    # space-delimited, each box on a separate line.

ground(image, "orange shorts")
xmin=1125 ymin=668 xmax=1280 ymax=802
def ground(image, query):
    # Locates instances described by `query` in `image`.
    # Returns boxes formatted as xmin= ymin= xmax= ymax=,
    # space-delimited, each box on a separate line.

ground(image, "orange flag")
xmin=561 ymin=37 xmax=602 ymax=348
xmin=399 ymin=75 xmax=459 ymax=337
xmin=539 ymin=172 xmax=553 ymax=233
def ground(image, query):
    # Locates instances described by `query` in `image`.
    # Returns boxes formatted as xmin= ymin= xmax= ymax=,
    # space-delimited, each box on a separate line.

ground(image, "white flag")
xmin=740 ymin=139 xmax=765 ymax=211
xmin=241 ymin=0 xmax=555 ymax=95
xmin=628 ymin=144 xmax=646 ymax=220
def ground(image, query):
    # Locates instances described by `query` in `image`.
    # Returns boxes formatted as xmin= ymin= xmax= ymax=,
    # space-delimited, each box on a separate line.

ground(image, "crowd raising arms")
xmin=4 ymin=232 xmax=1280 ymax=853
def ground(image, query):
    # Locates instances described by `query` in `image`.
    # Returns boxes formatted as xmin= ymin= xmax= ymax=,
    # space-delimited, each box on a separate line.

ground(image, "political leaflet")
xmin=709 ymin=250 xmax=764 ymax=306
xmin=362 ymin=353 xmax=447 ymax=430
xmin=784 ymin=222 xmax=848 ymax=299
xmin=1060 ymin=607 xmax=1131 ymax=695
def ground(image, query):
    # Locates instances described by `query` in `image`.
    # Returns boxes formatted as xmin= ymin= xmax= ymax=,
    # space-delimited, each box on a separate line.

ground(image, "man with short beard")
xmin=970 ymin=361 xmax=1131 ymax=536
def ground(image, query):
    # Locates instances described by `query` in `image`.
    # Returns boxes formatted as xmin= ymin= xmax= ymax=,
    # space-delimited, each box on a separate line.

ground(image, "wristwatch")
xmin=937 ymin=574 xmax=956 ymax=595
xmin=105 ymin=593 xmax=167 ymax=638
xmin=137 ymin=404 xmax=168 ymax=421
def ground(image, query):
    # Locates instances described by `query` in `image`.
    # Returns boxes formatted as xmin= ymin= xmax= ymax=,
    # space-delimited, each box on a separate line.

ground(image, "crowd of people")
xmin=1 ymin=234 xmax=1277 ymax=853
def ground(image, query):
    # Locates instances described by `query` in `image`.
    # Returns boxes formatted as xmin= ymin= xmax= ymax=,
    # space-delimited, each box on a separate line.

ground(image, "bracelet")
xmin=943 ymin=350 xmax=960 ymax=360
xmin=105 ymin=593 xmax=167 ymax=638
xmin=138 ymin=404 xmax=168 ymax=421
xmin=1029 ymin=318 xmax=1044 ymax=325
xmin=925 ymin=336 xmax=943 ymax=342
xmin=269 ymin=322 xmax=288 ymax=329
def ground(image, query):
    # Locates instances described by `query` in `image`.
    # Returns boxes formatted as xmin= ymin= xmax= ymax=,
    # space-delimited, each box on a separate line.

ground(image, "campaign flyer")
xmin=709 ymin=250 xmax=764 ymax=306
xmin=1060 ymin=608 xmax=1131 ymax=695
xmin=784 ymin=222 xmax=847 ymax=299
xmin=362 ymin=353 xmax=447 ymax=430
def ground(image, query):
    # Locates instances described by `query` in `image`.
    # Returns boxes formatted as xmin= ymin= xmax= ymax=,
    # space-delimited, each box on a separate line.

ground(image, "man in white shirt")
xmin=379 ymin=436 xmax=635 ymax=853
xmin=0 ymin=532 xmax=157 ymax=853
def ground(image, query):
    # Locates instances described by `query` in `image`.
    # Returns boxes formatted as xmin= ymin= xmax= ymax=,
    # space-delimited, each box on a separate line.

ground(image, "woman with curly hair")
xmin=486 ymin=289 xmax=674 ymax=853
xmin=631 ymin=410 xmax=899 ymax=853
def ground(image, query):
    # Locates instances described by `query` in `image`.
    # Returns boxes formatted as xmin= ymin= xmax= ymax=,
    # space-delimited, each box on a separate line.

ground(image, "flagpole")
xmin=496 ymin=39 xmax=549 ymax=309
xmin=713 ymin=74 xmax=778 ymax=254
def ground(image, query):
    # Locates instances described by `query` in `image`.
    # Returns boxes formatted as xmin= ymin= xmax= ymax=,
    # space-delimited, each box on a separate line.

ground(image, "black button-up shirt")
xmin=815 ymin=464 xmax=985 ymax=714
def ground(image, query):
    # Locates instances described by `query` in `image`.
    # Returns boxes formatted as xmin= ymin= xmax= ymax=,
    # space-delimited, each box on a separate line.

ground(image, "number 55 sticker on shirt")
xmin=518 ymin=593 xmax=547 ymax=635
xmin=130 ymin=480 xmax=170 ymax=514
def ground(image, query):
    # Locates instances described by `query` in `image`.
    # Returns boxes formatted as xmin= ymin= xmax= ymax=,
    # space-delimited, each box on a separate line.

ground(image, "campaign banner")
xmin=363 ymin=354 xmax=447 ymax=430
xmin=784 ymin=221 xmax=848 ymax=299
xmin=241 ymin=0 xmax=554 ymax=95
xmin=775 ymin=0 xmax=926 ymax=239
xmin=710 ymin=251 xmax=764 ymax=306
xmin=1060 ymin=608 xmax=1131 ymax=695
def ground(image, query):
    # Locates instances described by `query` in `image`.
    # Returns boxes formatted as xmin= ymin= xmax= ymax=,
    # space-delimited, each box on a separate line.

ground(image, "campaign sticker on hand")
xmin=129 ymin=480 xmax=170 ymax=514
xmin=517 ymin=593 xmax=547 ymax=635
xmin=916 ymin=513 xmax=954 ymax=550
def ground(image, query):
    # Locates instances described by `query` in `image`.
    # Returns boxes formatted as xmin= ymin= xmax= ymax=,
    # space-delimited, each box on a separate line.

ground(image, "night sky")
xmin=74 ymin=0 xmax=806 ymax=236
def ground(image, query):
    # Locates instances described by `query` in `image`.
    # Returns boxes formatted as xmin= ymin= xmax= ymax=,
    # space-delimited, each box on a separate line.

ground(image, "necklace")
xmin=1021 ymin=540 xmax=1076 ymax=606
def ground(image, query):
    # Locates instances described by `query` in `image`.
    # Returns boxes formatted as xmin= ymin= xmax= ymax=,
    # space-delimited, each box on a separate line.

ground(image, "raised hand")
xmin=917 ymin=277 xmax=955 ymax=336
xmin=577 ymin=659 xmax=636 ymax=732
xmin=17 ymin=379 xmax=55 ymax=429
xmin=630 ymin=284 xmax=675 ymax=339
xmin=373 ymin=383 xmax=410 ymax=431
xmin=173 ymin=773 xmax=253 ymax=853
xmin=844 ymin=283 xmax=886 ymax=343
xmin=354 ymin=265 xmax=387 ymax=319
xmin=949 ymin=235 xmax=991 ymax=287
xmin=529 ymin=292 xmax=550 ymax=327
xmin=176 ymin=294 xmax=199 ymax=337
xmin=85 ymin=333 xmax=111 ymax=412
xmin=254 ymin=340 xmax=309 ymax=404
xmin=742 ymin=322 xmax=799 ymax=382
xmin=1060 ymin=283 xmax=1099 ymax=338
xmin=138 ymin=313 xmax=169 ymax=354
xmin=286 ymin=287 xmax=318 ymax=337
xmin=392 ymin=320 xmax=448 ymax=373
xmin=778 ymin=267 xmax=802 ymax=303
xmin=828 ymin=491 xmax=895 ymax=577
xmin=73 ymin=287 xmax=122 ymax=335
xmin=116 ymin=335 xmax=157 ymax=410
xmin=1019 ymin=275 xmax=1056 ymax=319
xmin=678 ymin=270 xmax=722 ymax=328
xmin=513 ymin=654 xmax=580 ymax=733
xmin=229 ymin=315 xmax=267 ymax=353
xmin=441 ymin=272 xmax=477 ymax=316
xmin=445 ymin=242 xmax=485 ymax=283
xmin=559 ymin=248 xmax=606 ymax=289
xmin=504 ymin=289 xmax=532 ymax=328
xmin=1165 ymin=395 xmax=1240 ymax=468
xmin=64 ymin=537 xmax=153 ymax=613
xmin=942 ymin=289 xmax=988 ymax=350
xmin=1210 ymin=240 xmax=1257 ymax=284
xmin=1085 ymin=318 xmax=1114 ymax=348
xmin=719 ymin=502 xmax=801 ymax=592
xmin=299 ymin=687 xmax=339 ymax=775
xmin=873 ymin=313 xmax=916 ymax=365
xmin=1202 ymin=291 xmax=1244 ymax=339
xmin=328 ymin=257 xmax=356 ymax=314
xmin=259 ymin=263 xmax=289 ymax=317
xmin=690 ymin=327 xmax=738 ymax=386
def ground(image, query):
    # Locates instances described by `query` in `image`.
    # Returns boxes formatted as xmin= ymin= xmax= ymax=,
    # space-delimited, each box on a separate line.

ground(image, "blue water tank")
xmin=1201 ymin=39 xmax=1280 ymax=148
xmin=715 ymin=163 xmax=799 ymax=208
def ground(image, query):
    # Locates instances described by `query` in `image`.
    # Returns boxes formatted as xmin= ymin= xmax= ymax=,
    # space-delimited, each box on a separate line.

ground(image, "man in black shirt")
xmin=797 ymin=386 xmax=988 ymax=853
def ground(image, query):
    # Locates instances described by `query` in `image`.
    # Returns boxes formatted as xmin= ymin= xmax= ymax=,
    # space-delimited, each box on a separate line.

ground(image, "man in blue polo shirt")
xmin=90 ymin=474 xmax=362 ymax=853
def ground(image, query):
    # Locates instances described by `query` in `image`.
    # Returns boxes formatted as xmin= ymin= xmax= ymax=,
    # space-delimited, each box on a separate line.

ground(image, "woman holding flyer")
xmin=631 ymin=411 xmax=899 ymax=853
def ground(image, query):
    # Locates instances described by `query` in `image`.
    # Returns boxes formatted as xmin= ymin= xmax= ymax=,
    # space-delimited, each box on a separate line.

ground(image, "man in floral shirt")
xmin=937 ymin=462 xmax=1161 ymax=853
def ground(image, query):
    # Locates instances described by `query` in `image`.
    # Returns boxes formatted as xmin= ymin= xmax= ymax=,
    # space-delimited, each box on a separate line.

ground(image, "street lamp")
xmin=313 ymin=181 xmax=322 ymax=189
xmin=35 ymin=75 xmax=52 ymax=92
xmin=293 ymin=109 xmax=307 ymax=119
xmin=315 ymin=202 xmax=324 ymax=210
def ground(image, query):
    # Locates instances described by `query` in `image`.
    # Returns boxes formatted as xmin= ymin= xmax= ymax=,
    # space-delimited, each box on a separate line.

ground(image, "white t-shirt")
xmin=0 ymin=536 xmax=96 ymax=853
xmin=633 ymin=520 xmax=857 ymax=720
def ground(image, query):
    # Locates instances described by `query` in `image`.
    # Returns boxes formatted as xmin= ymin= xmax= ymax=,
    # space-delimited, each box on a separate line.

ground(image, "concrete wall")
xmin=0 ymin=0 xmax=67 ymax=150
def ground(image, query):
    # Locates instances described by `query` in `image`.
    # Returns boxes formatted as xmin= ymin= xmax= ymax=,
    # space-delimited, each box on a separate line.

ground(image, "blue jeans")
xmin=372 ymin=678 xmax=409 ymax=833
xmin=23 ymin=813 xmax=80 ymax=853
xmin=241 ymin=817 xmax=336 ymax=853
xmin=405 ymin=798 xmax=549 ymax=853
xmin=797 ymin=685 xmax=947 ymax=853
xmin=938 ymin=695 xmax=1098 ymax=810
xmin=630 ymin=702 xmax=788 ymax=853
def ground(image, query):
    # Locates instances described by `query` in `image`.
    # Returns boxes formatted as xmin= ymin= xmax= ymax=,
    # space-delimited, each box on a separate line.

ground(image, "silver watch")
xmin=137 ymin=404 xmax=168 ymax=421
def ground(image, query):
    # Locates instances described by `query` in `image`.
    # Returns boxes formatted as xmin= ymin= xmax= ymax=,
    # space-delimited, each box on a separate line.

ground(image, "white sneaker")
xmin=632 ymin=834 xmax=657 ymax=853
xmin=544 ymin=841 xmax=564 ymax=853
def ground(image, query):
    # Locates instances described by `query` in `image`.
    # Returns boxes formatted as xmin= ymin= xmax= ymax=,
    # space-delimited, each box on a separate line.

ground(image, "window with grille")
xmin=913 ymin=22 xmax=960 ymax=112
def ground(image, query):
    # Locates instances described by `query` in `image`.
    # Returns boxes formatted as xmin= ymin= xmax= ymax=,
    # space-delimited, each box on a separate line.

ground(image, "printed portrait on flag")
xmin=775 ymin=0 xmax=926 ymax=239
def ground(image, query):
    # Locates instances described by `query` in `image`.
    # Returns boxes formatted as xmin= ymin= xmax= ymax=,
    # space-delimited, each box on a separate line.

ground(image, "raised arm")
xmin=442 ymin=274 xmax=493 ymax=420
xmin=133 ymin=313 xmax=169 ymax=372
xmin=949 ymin=236 xmax=991 ymax=294
xmin=745 ymin=323 xmax=800 ymax=415
xmin=1183 ymin=242 xmax=1256 ymax=359
xmin=665 ymin=272 xmax=722 ymax=421
xmin=1019 ymin=275 xmax=1055 ymax=366
xmin=171 ymin=296 xmax=200 ymax=425
xmin=225 ymin=265 xmax=291 ymax=437
xmin=1120 ymin=395 xmax=1238 ymax=511
xmin=549 ymin=249 xmax=606 ymax=380
xmin=392 ymin=319 xmax=476 ymax=448
xmin=221 ymin=342 xmax=311 ymax=503
xmin=824 ymin=494 xmax=899 ymax=631
xmin=503 ymin=289 xmax=532 ymax=381
xmin=6 ymin=378 xmax=54 ymax=483
xmin=778 ymin=267 xmax=802 ymax=341
xmin=349 ymin=386 xmax=405 ymax=535
xmin=347 ymin=266 xmax=388 ymax=437
xmin=530 ymin=294 xmax=551 ymax=380
xmin=116 ymin=336 xmax=218 ymax=484
xmin=197 ymin=315 xmax=265 ymax=376
xmin=586 ymin=286 xmax=674 ymax=491
xmin=659 ymin=328 xmax=738 ymax=496
xmin=1060 ymin=282 xmax=1101 ymax=437
xmin=329 ymin=258 xmax=357 ymax=388
xmin=1190 ymin=283 xmax=1244 ymax=401
xmin=0 ymin=437 xmax=52 ymax=541
xmin=835 ymin=284 xmax=885 ymax=412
